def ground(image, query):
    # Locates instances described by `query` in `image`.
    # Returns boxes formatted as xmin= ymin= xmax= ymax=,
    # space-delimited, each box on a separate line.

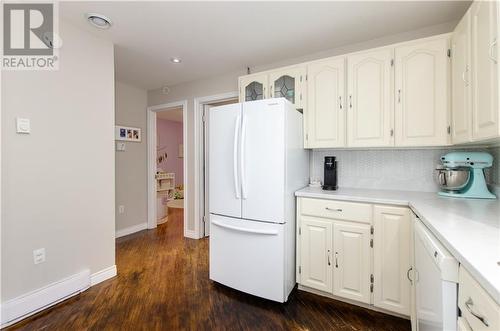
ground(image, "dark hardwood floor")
xmin=6 ymin=208 xmax=410 ymax=331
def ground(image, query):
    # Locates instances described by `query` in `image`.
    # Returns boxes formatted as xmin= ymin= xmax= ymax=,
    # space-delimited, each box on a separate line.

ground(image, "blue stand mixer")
xmin=435 ymin=152 xmax=496 ymax=199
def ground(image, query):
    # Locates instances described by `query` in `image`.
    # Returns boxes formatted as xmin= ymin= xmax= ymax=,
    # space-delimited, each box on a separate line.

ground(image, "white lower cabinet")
xmin=333 ymin=221 xmax=372 ymax=304
xmin=299 ymin=217 xmax=333 ymax=293
xmin=297 ymin=197 xmax=413 ymax=320
xmin=373 ymin=206 xmax=411 ymax=315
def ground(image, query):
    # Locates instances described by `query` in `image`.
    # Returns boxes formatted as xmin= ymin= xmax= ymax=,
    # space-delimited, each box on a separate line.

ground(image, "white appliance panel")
xmin=209 ymin=214 xmax=286 ymax=302
xmin=414 ymin=219 xmax=458 ymax=331
xmin=209 ymin=104 xmax=242 ymax=218
xmin=241 ymin=100 xmax=285 ymax=223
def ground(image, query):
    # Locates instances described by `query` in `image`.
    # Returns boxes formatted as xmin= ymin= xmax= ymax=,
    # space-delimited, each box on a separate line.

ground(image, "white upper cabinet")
xmin=306 ymin=57 xmax=346 ymax=148
xmin=239 ymin=74 xmax=269 ymax=102
xmin=471 ymin=0 xmax=499 ymax=140
xmin=347 ymin=48 xmax=394 ymax=147
xmin=451 ymin=10 xmax=473 ymax=144
xmin=269 ymin=66 xmax=306 ymax=109
xmin=394 ymin=37 xmax=450 ymax=147
xmin=333 ymin=221 xmax=372 ymax=304
xmin=373 ymin=205 xmax=411 ymax=316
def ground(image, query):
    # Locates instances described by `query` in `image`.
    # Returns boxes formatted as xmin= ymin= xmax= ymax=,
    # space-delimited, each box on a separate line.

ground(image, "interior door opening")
xmin=200 ymin=97 xmax=238 ymax=237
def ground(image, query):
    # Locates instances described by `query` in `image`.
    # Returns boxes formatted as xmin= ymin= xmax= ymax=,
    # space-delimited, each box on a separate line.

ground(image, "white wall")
xmin=147 ymin=22 xmax=457 ymax=234
xmin=1 ymin=20 xmax=115 ymax=301
xmin=115 ymin=81 xmax=148 ymax=233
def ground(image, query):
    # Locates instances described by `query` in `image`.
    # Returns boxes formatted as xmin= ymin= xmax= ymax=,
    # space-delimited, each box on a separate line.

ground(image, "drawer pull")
xmin=325 ymin=207 xmax=342 ymax=212
xmin=465 ymin=297 xmax=489 ymax=327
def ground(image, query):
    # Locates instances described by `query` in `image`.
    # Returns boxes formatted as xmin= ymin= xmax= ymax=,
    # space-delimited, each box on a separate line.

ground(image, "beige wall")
xmin=147 ymin=22 xmax=456 ymax=235
xmin=1 ymin=20 xmax=115 ymax=301
xmin=115 ymin=81 xmax=148 ymax=232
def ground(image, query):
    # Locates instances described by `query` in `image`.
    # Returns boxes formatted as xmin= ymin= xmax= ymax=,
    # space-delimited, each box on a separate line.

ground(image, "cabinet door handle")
xmin=490 ymin=38 xmax=498 ymax=64
xmin=398 ymin=89 xmax=401 ymax=103
xmin=335 ymin=252 xmax=338 ymax=268
xmin=349 ymin=95 xmax=352 ymax=108
xmin=327 ymin=250 xmax=331 ymax=266
xmin=339 ymin=96 xmax=343 ymax=110
xmin=325 ymin=207 xmax=342 ymax=212
xmin=407 ymin=267 xmax=413 ymax=284
xmin=390 ymin=129 xmax=394 ymax=137
xmin=465 ymin=297 xmax=489 ymax=327
xmin=462 ymin=65 xmax=470 ymax=86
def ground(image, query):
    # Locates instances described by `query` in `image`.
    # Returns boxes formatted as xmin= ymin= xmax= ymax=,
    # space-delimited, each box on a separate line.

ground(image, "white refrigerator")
xmin=208 ymin=98 xmax=309 ymax=302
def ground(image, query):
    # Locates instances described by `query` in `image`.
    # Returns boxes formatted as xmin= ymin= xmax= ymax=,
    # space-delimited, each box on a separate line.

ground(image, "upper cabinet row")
xmin=451 ymin=1 xmax=499 ymax=144
xmin=238 ymin=1 xmax=499 ymax=149
xmin=239 ymin=35 xmax=451 ymax=148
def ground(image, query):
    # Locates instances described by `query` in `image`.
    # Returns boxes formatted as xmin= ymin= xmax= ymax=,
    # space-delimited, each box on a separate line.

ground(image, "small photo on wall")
xmin=115 ymin=125 xmax=141 ymax=142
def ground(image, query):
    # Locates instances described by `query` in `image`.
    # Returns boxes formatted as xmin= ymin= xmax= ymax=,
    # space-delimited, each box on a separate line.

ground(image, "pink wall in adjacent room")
xmin=157 ymin=119 xmax=183 ymax=185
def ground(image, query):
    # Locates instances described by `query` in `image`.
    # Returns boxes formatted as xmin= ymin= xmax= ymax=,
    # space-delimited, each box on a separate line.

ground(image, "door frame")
xmin=193 ymin=91 xmax=239 ymax=238
xmin=147 ymin=100 xmax=188 ymax=236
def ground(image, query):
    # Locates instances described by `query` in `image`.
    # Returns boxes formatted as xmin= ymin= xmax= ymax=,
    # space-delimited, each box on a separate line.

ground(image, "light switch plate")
xmin=116 ymin=142 xmax=126 ymax=151
xmin=16 ymin=118 xmax=30 ymax=134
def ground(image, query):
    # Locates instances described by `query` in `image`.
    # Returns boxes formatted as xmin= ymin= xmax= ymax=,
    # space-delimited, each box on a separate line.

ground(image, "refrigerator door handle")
xmin=240 ymin=116 xmax=248 ymax=199
xmin=211 ymin=220 xmax=278 ymax=235
xmin=233 ymin=115 xmax=241 ymax=199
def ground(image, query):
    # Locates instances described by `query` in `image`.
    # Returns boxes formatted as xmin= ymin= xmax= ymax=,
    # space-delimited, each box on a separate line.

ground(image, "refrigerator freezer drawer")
xmin=209 ymin=214 xmax=287 ymax=302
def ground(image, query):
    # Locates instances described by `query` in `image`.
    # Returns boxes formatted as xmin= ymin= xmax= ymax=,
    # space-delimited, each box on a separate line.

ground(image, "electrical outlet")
xmin=33 ymin=248 xmax=45 ymax=264
xmin=118 ymin=205 xmax=125 ymax=214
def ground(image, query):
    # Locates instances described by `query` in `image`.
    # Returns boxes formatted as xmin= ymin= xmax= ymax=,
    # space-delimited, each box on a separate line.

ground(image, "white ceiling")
xmin=60 ymin=1 xmax=470 ymax=90
xmin=157 ymin=107 xmax=183 ymax=122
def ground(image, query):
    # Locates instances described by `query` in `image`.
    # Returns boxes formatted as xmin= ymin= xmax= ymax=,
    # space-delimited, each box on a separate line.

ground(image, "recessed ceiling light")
xmin=86 ymin=13 xmax=112 ymax=29
xmin=170 ymin=57 xmax=182 ymax=64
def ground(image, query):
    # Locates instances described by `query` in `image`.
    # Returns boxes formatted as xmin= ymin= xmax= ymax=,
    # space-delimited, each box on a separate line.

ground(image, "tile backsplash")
xmin=311 ymin=147 xmax=500 ymax=192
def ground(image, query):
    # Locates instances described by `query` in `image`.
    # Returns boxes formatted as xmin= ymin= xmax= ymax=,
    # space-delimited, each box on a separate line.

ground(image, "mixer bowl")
xmin=435 ymin=167 xmax=470 ymax=191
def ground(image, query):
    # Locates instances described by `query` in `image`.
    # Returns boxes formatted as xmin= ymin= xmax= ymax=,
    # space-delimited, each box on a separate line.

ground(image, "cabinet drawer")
xmin=300 ymin=198 xmax=372 ymax=223
xmin=458 ymin=266 xmax=500 ymax=330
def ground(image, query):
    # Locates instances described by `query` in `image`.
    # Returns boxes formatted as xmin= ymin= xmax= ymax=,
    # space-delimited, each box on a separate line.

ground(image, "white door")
xmin=209 ymin=214 xmax=286 ymax=302
xmin=373 ymin=205 xmax=411 ymax=316
xmin=306 ymin=57 xmax=346 ymax=148
xmin=299 ymin=217 xmax=333 ymax=293
xmin=241 ymin=100 xmax=285 ymax=223
xmin=269 ymin=66 xmax=306 ymax=109
xmin=208 ymin=103 xmax=242 ymax=218
xmin=471 ymin=1 xmax=499 ymax=140
xmin=452 ymin=11 xmax=472 ymax=144
xmin=347 ymin=48 xmax=394 ymax=147
xmin=239 ymin=74 xmax=269 ymax=102
xmin=333 ymin=221 xmax=372 ymax=304
xmin=395 ymin=37 xmax=450 ymax=147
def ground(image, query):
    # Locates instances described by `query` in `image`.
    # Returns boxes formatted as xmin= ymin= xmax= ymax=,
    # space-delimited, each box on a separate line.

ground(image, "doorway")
xmin=147 ymin=100 xmax=188 ymax=235
xmin=194 ymin=92 xmax=239 ymax=238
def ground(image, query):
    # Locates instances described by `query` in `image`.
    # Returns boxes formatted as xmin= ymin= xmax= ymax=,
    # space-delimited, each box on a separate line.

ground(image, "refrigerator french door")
xmin=209 ymin=100 xmax=286 ymax=223
xmin=208 ymin=99 xmax=305 ymax=302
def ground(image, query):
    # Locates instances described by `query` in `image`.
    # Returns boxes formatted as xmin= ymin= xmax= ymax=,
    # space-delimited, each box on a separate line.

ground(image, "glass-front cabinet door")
xmin=239 ymin=74 xmax=269 ymax=102
xmin=269 ymin=66 xmax=306 ymax=109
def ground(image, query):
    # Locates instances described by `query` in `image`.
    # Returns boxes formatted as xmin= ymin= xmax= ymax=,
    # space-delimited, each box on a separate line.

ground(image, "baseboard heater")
xmin=1 ymin=269 xmax=90 ymax=328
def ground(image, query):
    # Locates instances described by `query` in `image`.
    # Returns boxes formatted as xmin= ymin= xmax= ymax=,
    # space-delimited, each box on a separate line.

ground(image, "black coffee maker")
xmin=322 ymin=156 xmax=338 ymax=190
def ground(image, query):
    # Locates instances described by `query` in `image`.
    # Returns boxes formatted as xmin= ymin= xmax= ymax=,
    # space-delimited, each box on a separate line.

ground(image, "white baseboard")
xmin=115 ymin=222 xmax=147 ymax=238
xmin=0 ymin=265 xmax=118 ymax=328
xmin=1 ymin=270 xmax=91 ymax=328
xmin=184 ymin=229 xmax=199 ymax=239
xmin=90 ymin=265 xmax=117 ymax=286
